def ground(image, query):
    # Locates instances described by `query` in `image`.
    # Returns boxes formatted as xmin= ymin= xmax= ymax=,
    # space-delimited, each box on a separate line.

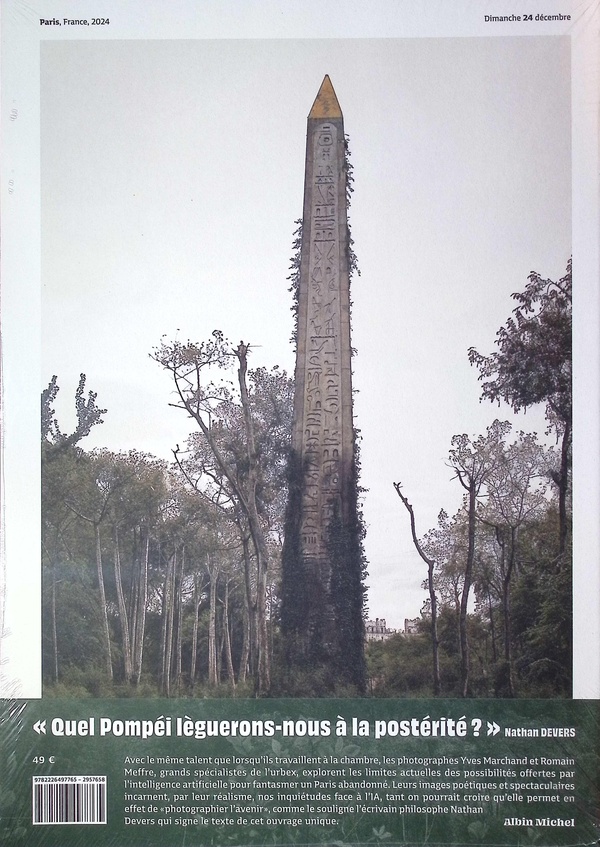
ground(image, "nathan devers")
xmin=504 ymin=817 xmax=575 ymax=828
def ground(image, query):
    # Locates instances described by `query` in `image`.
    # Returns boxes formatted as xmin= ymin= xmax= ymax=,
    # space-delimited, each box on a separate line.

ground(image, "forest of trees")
xmin=382 ymin=260 xmax=572 ymax=699
xmin=42 ymin=347 xmax=295 ymax=697
xmin=41 ymin=261 xmax=571 ymax=698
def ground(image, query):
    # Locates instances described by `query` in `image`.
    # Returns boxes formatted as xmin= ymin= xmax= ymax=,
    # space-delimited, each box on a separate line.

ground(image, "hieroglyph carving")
xmin=300 ymin=123 xmax=343 ymax=557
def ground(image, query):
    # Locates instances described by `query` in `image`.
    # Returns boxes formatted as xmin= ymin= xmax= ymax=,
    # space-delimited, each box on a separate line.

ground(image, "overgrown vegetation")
xmin=42 ymin=259 xmax=572 ymax=700
xmin=42 ymin=356 xmax=294 ymax=697
xmin=279 ymin=132 xmax=367 ymax=695
xmin=41 ymin=111 xmax=571 ymax=703
xmin=385 ymin=261 xmax=572 ymax=699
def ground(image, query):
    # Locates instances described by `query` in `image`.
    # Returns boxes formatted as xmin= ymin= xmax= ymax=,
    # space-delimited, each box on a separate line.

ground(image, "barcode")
xmin=32 ymin=776 xmax=107 ymax=825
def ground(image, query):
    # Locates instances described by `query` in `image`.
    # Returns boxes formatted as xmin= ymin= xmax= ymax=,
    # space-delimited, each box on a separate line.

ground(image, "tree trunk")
xmin=113 ymin=523 xmax=133 ymax=684
xmin=190 ymin=574 xmax=202 ymax=684
xmin=254 ymin=544 xmax=270 ymax=694
xmin=95 ymin=523 xmax=113 ymax=680
xmin=160 ymin=549 xmax=176 ymax=696
xmin=241 ymin=533 xmax=257 ymax=678
xmin=428 ymin=558 xmax=441 ymax=696
xmin=239 ymin=587 xmax=250 ymax=684
xmin=175 ymin=545 xmax=185 ymax=694
xmin=236 ymin=345 xmax=270 ymax=694
xmin=217 ymin=607 xmax=225 ymax=686
xmin=557 ymin=420 xmax=571 ymax=561
xmin=164 ymin=550 xmax=176 ymax=695
xmin=222 ymin=580 xmax=236 ymax=692
xmin=207 ymin=561 xmax=219 ymax=687
xmin=393 ymin=484 xmax=441 ymax=696
xmin=459 ymin=483 xmax=477 ymax=697
xmin=133 ymin=530 xmax=149 ymax=686
xmin=501 ymin=528 xmax=516 ymax=698
xmin=51 ymin=559 xmax=59 ymax=683
xmin=487 ymin=589 xmax=498 ymax=664
xmin=129 ymin=527 xmax=139 ymax=662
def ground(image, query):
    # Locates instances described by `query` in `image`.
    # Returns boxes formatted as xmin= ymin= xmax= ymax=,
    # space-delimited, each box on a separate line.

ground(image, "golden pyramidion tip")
xmin=308 ymin=75 xmax=342 ymax=119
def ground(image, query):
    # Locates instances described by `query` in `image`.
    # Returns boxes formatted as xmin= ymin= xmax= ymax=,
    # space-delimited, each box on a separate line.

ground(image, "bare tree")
xmin=393 ymin=483 xmax=441 ymax=695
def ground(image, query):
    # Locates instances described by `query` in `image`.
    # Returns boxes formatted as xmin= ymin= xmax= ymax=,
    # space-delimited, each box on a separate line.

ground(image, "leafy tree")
xmin=478 ymin=432 xmax=550 ymax=695
xmin=152 ymin=332 xmax=293 ymax=695
xmin=366 ymin=632 xmax=433 ymax=697
xmin=510 ymin=507 xmax=572 ymax=696
xmin=447 ymin=420 xmax=510 ymax=696
xmin=469 ymin=260 xmax=572 ymax=558
xmin=425 ymin=510 xmax=468 ymax=627
xmin=388 ymin=257 xmax=572 ymax=699
xmin=392 ymin=428 xmax=568 ymax=698
xmin=42 ymin=369 xmax=295 ymax=696
xmin=41 ymin=376 xmax=107 ymax=683
xmin=42 ymin=374 xmax=106 ymax=459
xmin=58 ymin=450 xmax=119 ymax=680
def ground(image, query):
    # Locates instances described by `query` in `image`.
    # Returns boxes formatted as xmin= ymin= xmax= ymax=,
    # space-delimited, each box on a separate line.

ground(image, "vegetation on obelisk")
xmin=280 ymin=76 xmax=366 ymax=694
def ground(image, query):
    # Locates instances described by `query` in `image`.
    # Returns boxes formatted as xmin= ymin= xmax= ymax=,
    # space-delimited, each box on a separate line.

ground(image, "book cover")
xmin=1 ymin=2 xmax=598 ymax=845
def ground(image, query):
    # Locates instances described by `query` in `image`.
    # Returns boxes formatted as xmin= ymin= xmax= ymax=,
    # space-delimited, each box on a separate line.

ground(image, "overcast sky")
xmin=2 ymin=0 xmax=598 ymax=698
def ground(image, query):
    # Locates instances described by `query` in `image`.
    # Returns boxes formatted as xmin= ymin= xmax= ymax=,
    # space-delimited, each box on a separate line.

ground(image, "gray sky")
xmin=2 ymin=0 xmax=598 ymax=698
xmin=41 ymin=36 xmax=570 ymax=629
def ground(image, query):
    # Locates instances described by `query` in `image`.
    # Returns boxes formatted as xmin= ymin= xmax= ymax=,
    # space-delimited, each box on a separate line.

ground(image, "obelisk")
xmin=281 ymin=76 xmax=365 ymax=692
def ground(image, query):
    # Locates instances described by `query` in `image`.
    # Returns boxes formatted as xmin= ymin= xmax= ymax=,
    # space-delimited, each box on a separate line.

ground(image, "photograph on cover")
xmin=2 ymin=6 xmax=600 ymax=845
xmin=38 ymin=35 xmax=574 ymax=700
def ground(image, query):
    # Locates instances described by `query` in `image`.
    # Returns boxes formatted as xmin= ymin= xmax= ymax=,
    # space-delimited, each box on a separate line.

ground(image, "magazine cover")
xmin=1 ymin=1 xmax=599 ymax=845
